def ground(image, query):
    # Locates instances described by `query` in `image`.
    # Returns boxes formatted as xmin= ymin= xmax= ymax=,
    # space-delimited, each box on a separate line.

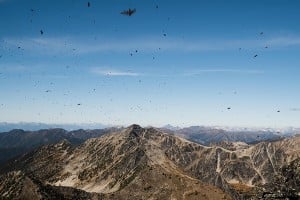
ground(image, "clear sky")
xmin=0 ymin=0 xmax=300 ymax=127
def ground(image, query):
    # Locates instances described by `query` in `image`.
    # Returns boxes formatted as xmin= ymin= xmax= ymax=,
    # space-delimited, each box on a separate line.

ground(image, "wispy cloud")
xmin=91 ymin=68 xmax=140 ymax=76
xmin=266 ymin=37 xmax=300 ymax=47
xmin=290 ymin=108 xmax=300 ymax=112
xmin=3 ymin=35 xmax=300 ymax=55
xmin=184 ymin=69 xmax=264 ymax=76
xmin=0 ymin=64 xmax=29 ymax=72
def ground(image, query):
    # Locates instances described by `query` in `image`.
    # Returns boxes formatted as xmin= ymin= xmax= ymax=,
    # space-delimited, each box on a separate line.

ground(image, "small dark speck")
xmin=40 ymin=30 xmax=44 ymax=35
xmin=135 ymin=50 xmax=138 ymax=53
xmin=253 ymin=54 xmax=258 ymax=58
xmin=227 ymin=107 xmax=231 ymax=110
xmin=77 ymin=103 xmax=81 ymax=106
xmin=88 ymin=2 xmax=90 ymax=7
xmin=277 ymin=110 xmax=280 ymax=113
xmin=163 ymin=33 xmax=167 ymax=37
xmin=260 ymin=32 xmax=264 ymax=35
xmin=156 ymin=5 xmax=158 ymax=9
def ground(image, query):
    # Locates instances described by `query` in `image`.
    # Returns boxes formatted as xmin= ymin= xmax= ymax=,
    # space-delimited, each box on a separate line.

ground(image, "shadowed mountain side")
xmin=0 ymin=128 xmax=120 ymax=164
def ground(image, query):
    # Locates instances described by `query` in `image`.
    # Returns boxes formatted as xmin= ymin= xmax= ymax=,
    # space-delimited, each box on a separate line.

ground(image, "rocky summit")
xmin=0 ymin=125 xmax=299 ymax=200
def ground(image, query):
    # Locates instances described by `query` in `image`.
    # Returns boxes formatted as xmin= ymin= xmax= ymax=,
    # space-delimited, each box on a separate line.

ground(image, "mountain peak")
xmin=126 ymin=124 xmax=144 ymax=138
xmin=128 ymin=124 xmax=142 ymax=130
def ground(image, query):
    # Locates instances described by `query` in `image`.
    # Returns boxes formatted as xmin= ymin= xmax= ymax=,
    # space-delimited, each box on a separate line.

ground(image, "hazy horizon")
xmin=1 ymin=121 xmax=299 ymax=130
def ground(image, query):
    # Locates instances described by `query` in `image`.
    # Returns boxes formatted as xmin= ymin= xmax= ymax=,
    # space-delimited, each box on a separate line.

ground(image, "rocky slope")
xmin=0 ymin=125 xmax=231 ymax=200
xmin=0 ymin=125 xmax=299 ymax=200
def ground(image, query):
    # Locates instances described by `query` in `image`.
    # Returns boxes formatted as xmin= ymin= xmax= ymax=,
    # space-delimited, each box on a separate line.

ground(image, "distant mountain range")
xmin=0 ymin=125 xmax=299 ymax=199
xmin=161 ymin=126 xmax=296 ymax=145
xmin=0 ymin=122 xmax=108 ymax=132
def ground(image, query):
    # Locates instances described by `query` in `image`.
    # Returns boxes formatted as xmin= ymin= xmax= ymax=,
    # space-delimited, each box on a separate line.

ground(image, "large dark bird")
xmin=121 ymin=8 xmax=136 ymax=16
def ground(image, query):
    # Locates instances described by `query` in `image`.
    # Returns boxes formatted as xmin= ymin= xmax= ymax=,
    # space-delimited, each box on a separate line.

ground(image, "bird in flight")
xmin=40 ymin=30 xmax=44 ymax=35
xmin=253 ymin=54 xmax=258 ymax=58
xmin=121 ymin=8 xmax=136 ymax=16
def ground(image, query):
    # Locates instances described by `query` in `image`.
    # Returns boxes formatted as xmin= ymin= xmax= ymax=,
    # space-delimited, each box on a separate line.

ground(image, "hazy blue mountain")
xmin=0 ymin=122 xmax=107 ymax=132
xmin=163 ymin=126 xmax=287 ymax=145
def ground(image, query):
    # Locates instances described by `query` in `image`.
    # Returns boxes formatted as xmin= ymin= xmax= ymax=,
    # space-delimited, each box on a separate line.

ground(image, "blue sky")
xmin=0 ymin=0 xmax=300 ymax=127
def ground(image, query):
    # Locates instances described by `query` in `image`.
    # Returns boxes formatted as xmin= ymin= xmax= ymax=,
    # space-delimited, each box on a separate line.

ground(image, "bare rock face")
xmin=161 ymin=134 xmax=300 ymax=199
xmin=251 ymin=157 xmax=300 ymax=200
xmin=0 ymin=125 xmax=299 ymax=200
